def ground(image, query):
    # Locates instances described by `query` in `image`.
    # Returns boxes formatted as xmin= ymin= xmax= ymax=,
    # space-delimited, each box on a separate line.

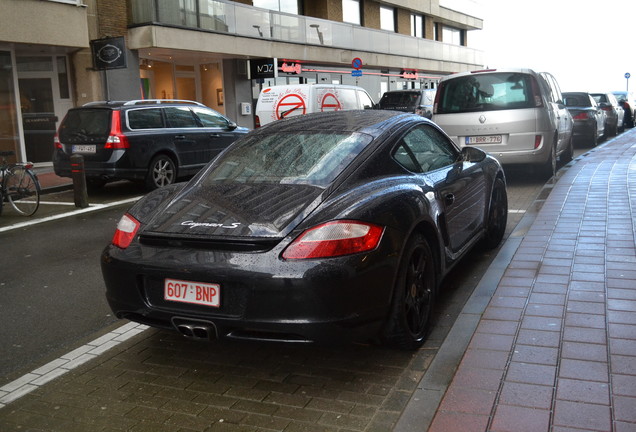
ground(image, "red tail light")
xmin=112 ymin=214 xmax=140 ymax=249
xmin=255 ymin=115 xmax=261 ymax=128
xmin=53 ymin=133 xmax=62 ymax=149
xmin=282 ymin=220 xmax=384 ymax=260
xmin=573 ymin=112 xmax=589 ymax=120
xmin=104 ymin=111 xmax=130 ymax=149
xmin=600 ymin=106 xmax=612 ymax=112
xmin=534 ymin=135 xmax=542 ymax=149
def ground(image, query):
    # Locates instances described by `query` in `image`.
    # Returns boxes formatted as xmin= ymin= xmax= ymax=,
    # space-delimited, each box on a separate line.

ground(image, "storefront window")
xmin=17 ymin=56 xmax=53 ymax=72
xmin=0 ymin=51 xmax=19 ymax=157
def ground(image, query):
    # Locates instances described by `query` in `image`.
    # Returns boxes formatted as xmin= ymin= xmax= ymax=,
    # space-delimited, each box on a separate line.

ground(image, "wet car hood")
xmin=141 ymin=182 xmax=326 ymax=239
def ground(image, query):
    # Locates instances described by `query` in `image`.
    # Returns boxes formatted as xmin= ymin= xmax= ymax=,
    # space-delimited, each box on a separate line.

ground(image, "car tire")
xmin=591 ymin=125 xmax=599 ymax=147
xmin=482 ymin=177 xmax=508 ymax=250
xmin=145 ymin=154 xmax=177 ymax=190
xmin=539 ymin=139 xmax=557 ymax=180
xmin=561 ymin=136 xmax=574 ymax=164
xmin=383 ymin=233 xmax=436 ymax=350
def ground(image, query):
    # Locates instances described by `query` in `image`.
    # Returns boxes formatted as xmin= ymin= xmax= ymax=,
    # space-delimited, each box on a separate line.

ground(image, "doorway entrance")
xmin=17 ymin=55 xmax=73 ymax=163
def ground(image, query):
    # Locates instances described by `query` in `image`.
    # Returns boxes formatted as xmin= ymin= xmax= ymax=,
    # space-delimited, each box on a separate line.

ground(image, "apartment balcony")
xmin=128 ymin=0 xmax=483 ymax=73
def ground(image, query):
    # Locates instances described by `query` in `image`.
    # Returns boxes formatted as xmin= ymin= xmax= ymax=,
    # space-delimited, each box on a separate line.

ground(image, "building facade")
xmin=0 ymin=0 xmax=483 ymax=165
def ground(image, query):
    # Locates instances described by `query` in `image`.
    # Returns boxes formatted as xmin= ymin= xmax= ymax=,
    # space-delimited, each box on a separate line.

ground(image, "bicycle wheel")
xmin=5 ymin=166 xmax=40 ymax=216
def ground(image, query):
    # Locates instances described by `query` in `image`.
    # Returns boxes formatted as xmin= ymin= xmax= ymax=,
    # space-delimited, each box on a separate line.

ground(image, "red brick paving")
xmin=428 ymin=134 xmax=636 ymax=432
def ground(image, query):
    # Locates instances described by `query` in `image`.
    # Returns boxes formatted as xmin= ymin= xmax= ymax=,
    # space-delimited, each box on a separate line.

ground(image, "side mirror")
xmin=461 ymin=146 xmax=487 ymax=163
xmin=227 ymin=121 xmax=238 ymax=130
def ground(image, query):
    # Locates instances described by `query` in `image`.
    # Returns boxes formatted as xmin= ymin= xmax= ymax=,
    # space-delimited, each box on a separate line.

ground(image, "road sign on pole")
xmin=626 ymin=72 xmax=631 ymax=93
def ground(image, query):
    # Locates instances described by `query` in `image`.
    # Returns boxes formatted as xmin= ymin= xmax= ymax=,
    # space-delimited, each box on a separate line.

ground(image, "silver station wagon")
xmin=432 ymin=68 xmax=573 ymax=179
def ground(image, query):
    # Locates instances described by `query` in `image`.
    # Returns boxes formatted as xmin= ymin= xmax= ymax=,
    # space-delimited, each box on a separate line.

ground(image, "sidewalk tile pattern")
xmin=429 ymin=136 xmax=636 ymax=432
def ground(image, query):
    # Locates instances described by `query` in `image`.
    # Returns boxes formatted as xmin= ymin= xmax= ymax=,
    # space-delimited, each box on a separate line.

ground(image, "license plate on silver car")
xmin=465 ymin=135 xmax=502 ymax=145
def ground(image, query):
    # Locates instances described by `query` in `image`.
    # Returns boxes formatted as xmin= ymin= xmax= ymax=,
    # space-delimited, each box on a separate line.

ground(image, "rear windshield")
xmin=201 ymin=131 xmax=373 ymax=187
xmin=563 ymin=93 xmax=593 ymax=108
xmin=379 ymin=91 xmax=421 ymax=110
xmin=59 ymin=109 xmax=111 ymax=143
xmin=436 ymin=72 xmax=538 ymax=114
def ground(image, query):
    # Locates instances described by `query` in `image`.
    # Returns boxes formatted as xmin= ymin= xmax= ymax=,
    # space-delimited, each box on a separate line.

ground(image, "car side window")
xmin=192 ymin=107 xmax=229 ymax=128
xmin=357 ymin=90 xmax=375 ymax=109
xmin=165 ymin=107 xmax=199 ymax=128
xmin=393 ymin=125 xmax=458 ymax=173
xmin=127 ymin=108 xmax=164 ymax=129
xmin=337 ymin=88 xmax=357 ymax=110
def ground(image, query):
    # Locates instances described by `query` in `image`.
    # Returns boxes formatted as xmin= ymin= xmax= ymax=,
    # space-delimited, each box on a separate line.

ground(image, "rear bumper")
xmin=53 ymin=149 xmax=145 ymax=181
xmin=101 ymin=240 xmax=397 ymax=345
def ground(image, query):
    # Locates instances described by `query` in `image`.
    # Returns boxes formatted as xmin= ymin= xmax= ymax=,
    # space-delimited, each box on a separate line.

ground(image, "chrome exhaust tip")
xmin=172 ymin=317 xmax=218 ymax=341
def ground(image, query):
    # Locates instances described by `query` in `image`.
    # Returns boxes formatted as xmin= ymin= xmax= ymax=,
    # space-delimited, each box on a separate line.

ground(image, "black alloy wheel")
xmin=146 ymin=154 xmax=176 ymax=190
xmin=383 ymin=234 xmax=436 ymax=350
xmin=482 ymin=177 xmax=508 ymax=250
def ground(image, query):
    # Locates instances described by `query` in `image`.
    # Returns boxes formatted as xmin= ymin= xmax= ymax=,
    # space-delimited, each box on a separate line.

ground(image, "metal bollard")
xmin=70 ymin=154 xmax=89 ymax=208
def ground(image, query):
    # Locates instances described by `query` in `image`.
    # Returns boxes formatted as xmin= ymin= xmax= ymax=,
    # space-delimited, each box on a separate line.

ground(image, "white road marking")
xmin=0 ymin=322 xmax=148 ymax=408
xmin=0 ymin=197 xmax=141 ymax=233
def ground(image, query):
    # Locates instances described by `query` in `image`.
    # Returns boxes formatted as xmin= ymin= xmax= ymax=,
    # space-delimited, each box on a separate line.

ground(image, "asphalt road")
xmin=0 ymin=205 xmax=128 ymax=382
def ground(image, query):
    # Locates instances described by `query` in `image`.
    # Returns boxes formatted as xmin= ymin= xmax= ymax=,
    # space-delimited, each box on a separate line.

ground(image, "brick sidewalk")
xmin=422 ymin=134 xmax=636 ymax=431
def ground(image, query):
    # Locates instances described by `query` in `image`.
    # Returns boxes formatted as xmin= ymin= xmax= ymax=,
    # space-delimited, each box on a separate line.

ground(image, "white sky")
xmin=447 ymin=0 xmax=636 ymax=93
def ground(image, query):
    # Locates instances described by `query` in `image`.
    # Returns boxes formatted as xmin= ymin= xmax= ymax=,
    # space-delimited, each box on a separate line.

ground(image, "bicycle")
xmin=0 ymin=150 xmax=41 ymax=217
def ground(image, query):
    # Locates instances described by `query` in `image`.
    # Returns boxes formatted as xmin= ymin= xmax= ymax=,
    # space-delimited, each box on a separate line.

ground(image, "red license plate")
xmin=164 ymin=278 xmax=220 ymax=307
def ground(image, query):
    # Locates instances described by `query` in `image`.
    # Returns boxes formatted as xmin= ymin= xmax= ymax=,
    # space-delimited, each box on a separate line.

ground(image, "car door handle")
xmin=209 ymin=134 xmax=221 ymax=138
xmin=174 ymin=135 xmax=186 ymax=140
xmin=445 ymin=193 xmax=455 ymax=205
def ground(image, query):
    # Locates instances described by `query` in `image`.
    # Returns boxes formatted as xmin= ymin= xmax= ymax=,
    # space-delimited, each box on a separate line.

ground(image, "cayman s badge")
xmin=479 ymin=115 xmax=487 ymax=124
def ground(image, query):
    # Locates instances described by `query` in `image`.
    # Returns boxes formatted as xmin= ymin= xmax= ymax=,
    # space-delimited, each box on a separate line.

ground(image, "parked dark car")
xmin=377 ymin=89 xmax=436 ymax=118
xmin=591 ymin=92 xmax=624 ymax=136
xmin=563 ymin=92 xmax=606 ymax=147
xmin=53 ymin=100 xmax=249 ymax=190
xmin=612 ymin=91 xmax=635 ymax=128
xmin=101 ymin=110 xmax=508 ymax=350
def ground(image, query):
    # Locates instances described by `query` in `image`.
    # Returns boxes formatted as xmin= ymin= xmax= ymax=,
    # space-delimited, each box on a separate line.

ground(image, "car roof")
xmin=254 ymin=110 xmax=419 ymax=136
xmin=439 ymin=67 xmax=539 ymax=82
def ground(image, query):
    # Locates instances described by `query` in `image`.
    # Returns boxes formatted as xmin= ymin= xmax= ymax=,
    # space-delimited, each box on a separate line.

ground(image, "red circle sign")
xmin=320 ymin=93 xmax=342 ymax=112
xmin=276 ymin=94 xmax=307 ymax=119
xmin=352 ymin=57 xmax=363 ymax=70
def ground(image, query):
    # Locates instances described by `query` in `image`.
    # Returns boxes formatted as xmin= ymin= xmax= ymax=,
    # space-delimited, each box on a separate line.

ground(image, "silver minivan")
xmin=432 ymin=68 xmax=573 ymax=178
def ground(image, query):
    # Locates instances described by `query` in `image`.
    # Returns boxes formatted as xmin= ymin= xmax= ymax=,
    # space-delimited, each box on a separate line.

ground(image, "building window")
xmin=411 ymin=13 xmax=424 ymax=38
xmin=380 ymin=6 xmax=395 ymax=32
xmin=342 ymin=0 xmax=361 ymax=25
xmin=442 ymin=25 xmax=463 ymax=45
xmin=253 ymin=0 xmax=299 ymax=14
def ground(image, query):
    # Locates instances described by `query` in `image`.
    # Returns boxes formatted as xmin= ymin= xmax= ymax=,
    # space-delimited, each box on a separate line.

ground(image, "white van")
xmin=255 ymin=84 xmax=375 ymax=127
xmin=432 ymin=68 xmax=573 ymax=179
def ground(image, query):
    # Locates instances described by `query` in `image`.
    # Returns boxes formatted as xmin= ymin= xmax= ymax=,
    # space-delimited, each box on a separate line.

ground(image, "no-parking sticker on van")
xmin=276 ymin=94 xmax=307 ymax=119
xmin=320 ymin=93 xmax=342 ymax=112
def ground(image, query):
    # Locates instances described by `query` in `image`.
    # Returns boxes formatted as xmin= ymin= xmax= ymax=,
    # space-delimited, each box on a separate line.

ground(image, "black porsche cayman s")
xmin=101 ymin=110 xmax=507 ymax=350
